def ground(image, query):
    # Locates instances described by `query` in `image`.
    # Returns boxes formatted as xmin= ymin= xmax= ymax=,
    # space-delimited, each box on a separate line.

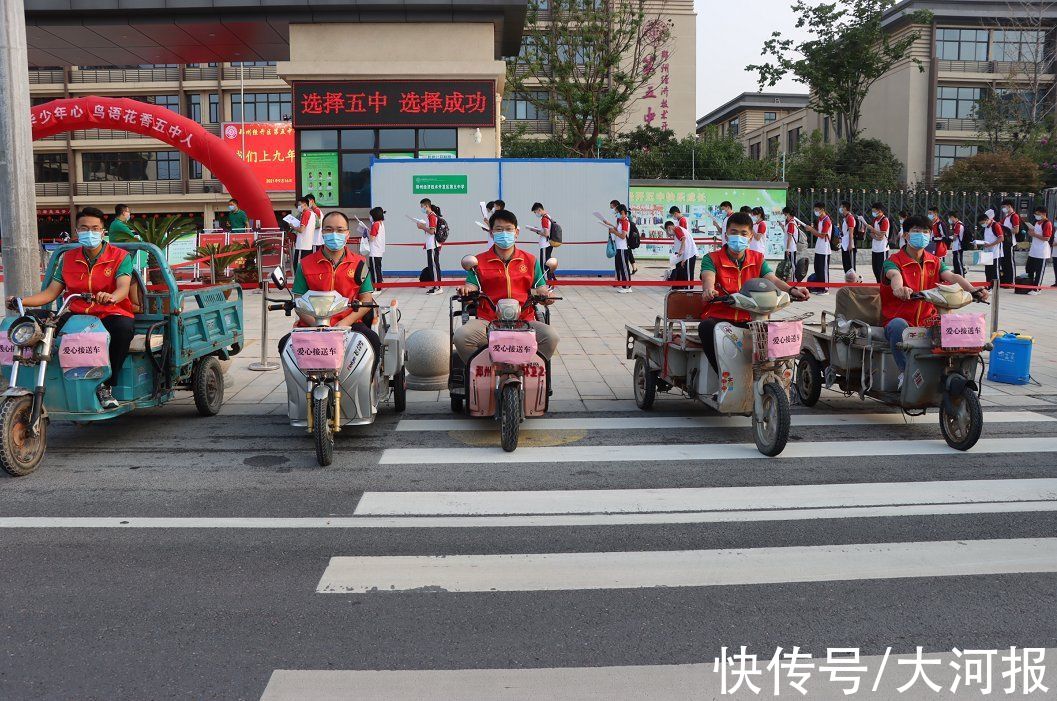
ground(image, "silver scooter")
xmin=268 ymin=268 xmax=405 ymax=466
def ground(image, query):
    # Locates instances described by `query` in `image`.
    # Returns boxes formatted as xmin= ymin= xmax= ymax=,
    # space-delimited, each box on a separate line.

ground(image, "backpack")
xmin=548 ymin=218 xmax=563 ymax=247
xmin=434 ymin=217 xmax=450 ymax=244
xmin=628 ymin=221 xmax=641 ymax=249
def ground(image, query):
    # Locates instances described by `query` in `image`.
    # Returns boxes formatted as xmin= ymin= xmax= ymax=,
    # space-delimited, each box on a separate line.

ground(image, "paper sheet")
xmin=475 ymin=221 xmax=489 ymax=232
xmin=282 ymin=214 xmax=301 ymax=228
xmin=405 ymin=214 xmax=427 ymax=225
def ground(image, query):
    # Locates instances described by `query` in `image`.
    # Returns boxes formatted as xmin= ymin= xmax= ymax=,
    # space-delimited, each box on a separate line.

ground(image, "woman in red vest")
xmin=698 ymin=212 xmax=807 ymax=372
xmin=6 ymin=206 xmax=134 ymax=409
xmin=882 ymin=214 xmax=987 ymax=386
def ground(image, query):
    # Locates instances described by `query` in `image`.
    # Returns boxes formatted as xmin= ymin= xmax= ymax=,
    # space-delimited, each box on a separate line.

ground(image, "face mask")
xmin=813 ymin=210 xmax=821 ymax=218
xmin=727 ymin=235 xmax=749 ymax=253
xmin=422 ymin=206 xmax=430 ymax=213
xmin=908 ymin=232 xmax=931 ymax=249
xmin=871 ymin=211 xmax=879 ymax=218
xmin=1002 ymin=207 xmax=1010 ymax=214
xmin=948 ymin=219 xmax=956 ymax=226
xmin=78 ymin=230 xmax=102 ymax=249
xmin=536 ymin=212 xmax=544 ymax=219
xmin=927 ymin=213 xmax=936 ymax=221
xmin=322 ymin=233 xmax=347 ymax=251
xmin=751 ymin=215 xmax=760 ymax=223
xmin=493 ymin=231 xmax=516 ymax=249
xmin=228 ymin=205 xmax=236 ymax=212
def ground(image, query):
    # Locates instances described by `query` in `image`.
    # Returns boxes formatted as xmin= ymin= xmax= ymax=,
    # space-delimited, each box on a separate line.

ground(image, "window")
xmin=419 ymin=129 xmax=458 ymax=150
xmin=189 ymin=159 xmax=203 ymax=179
xmin=341 ymin=153 xmax=372 ymax=208
xmin=936 ymin=28 xmax=989 ymax=61
xmin=937 ymin=86 xmax=982 ymax=119
xmin=187 ymin=63 xmax=218 ymax=68
xmin=993 ymin=29 xmax=1047 ymax=62
xmin=208 ymin=93 xmax=220 ymax=124
xmin=231 ymin=61 xmax=277 ymax=67
xmin=82 ymin=151 xmax=181 ymax=181
xmin=136 ymin=95 xmax=180 ymax=112
xmin=766 ymin=136 xmax=779 ymax=157
xmin=502 ymin=91 xmax=550 ymax=121
xmin=728 ymin=117 xmax=740 ymax=137
xmin=787 ymin=127 xmax=802 ymax=153
xmin=300 ymin=130 xmax=339 ymax=150
xmin=185 ymin=94 xmax=202 ymax=123
xmin=232 ymin=92 xmax=292 ymax=122
xmin=934 ymin=143 xmax=978 ymax=173
xmin=749 ymin=143 xmax=761 ymax=160
xmin=764 ymin=111 xmax=777 ymax=124
xmin=380 ymin=129 xmax=416 ymax=150
xmin=34 ymin=153 xmax=68 ymax=183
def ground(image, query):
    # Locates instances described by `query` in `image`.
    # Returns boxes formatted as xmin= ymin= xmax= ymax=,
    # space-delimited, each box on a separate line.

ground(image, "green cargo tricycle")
xmin=0 ymin=242 xmax=244 ymax=476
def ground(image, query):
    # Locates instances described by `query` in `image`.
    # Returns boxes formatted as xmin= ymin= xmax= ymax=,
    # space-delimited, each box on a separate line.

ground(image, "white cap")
xmin=985 ymin=208 xmax=995 ymax=219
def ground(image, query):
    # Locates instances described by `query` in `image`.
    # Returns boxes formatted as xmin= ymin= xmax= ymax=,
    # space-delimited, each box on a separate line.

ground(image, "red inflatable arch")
xmin=31 ymin=96 xmax=278 ymax=229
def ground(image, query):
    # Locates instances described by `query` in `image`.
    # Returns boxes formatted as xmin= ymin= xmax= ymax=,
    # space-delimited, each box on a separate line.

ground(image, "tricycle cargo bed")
xmin=177 ymin=284 xmax=244 ymax=364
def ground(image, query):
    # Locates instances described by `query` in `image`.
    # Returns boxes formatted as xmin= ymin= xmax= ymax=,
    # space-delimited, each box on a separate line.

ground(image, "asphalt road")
xmin=2 ymin=398 xmax=1057 ymax=700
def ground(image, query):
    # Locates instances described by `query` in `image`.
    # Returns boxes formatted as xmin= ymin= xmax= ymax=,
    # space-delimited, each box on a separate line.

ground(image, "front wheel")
xmin=940 ymin=388 xmax=983 ymax=451
xmin=312 ymin=394 xmax=334 ymax=466
xmin=192 ymin=356 xmax=224 ymax=416
xmin=499 ymin=383 xmax=522 ymax=452
xmin=633 ymin=357 xmax=657 ymax=410
xmin=795 ymin=353 xmax=823 ymax=407
xmin=0 ymin=396 xmax=47 ymax=477
xmin=392 ymin=366 xmax=407 ymax=413
xmin=753 ymin=382 xmax=791 ymax=457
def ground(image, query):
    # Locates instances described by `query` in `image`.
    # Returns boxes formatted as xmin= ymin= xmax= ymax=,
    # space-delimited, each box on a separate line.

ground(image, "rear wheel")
xmin=450 ymin=394 xmax=463 ymax=413
xmin=940 ymin=388 xmax=983 ymax=451
xmin=312 ymin=394 xmax=334 ymax=466
xmin=392 ymin=366 xmax=406 ymax=413
xmin=192 ymin=356 xmax=224 ymax=416
xmin=795 ymin=353 xmax=823 ymax=407
xmin=499 ymin=383 xmax=522 ymax=452
xmin=633 ymin=357 xmax=657 ymax=411
xmin=0 ymin=396 xmax=47 ymax=477
xmin=753 ymin=382 xmax=791 ymax=457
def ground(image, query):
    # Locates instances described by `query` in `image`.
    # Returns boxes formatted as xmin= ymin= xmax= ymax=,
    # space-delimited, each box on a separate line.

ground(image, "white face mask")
xmin=814 ymin=210 xmax=821 ymax=218
xmin=871 ymin=211 xmax=879 ymax=218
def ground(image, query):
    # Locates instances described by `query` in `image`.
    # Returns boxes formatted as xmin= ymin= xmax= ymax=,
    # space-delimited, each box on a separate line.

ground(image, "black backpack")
xmin=434 ymin=217 xmax=450 ymax=244
xmin=628 ymin=221 xmax=641 ymax=249
xmin=548 ymin=218 xmax=563 ymax=245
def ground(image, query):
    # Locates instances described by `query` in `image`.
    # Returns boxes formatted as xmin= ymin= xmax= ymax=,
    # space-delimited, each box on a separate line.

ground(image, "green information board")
xmin=300 ymin=152 xmax=339 ymax=206
xmin=629 ymin=185 xmax=788 ymax=260
xmin=412 ymin=174 xmax=468 ymax=195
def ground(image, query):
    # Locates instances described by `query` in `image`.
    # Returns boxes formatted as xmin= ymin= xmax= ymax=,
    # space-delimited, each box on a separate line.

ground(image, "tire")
xmin=450 ymin=394 xmax=463 ymax=413
xmin=499 ymin=383 xmax=522 ymax=452
xmin=392 ymin=366 xmax=407 ymax=413
xmin=192 ymin=356 xmax=224 ymax=417
xmin=940 ymin=388 xmax=983 ymax=451
xmin=312 ymin=394 xmax=334 ymax=466
xmin=795 ymin=352 xmax=823 ymax=407
xmin=753 ymin=381 xmax=791 ymax=457
xmin=633 ymin=357 xmax=657 ymax=411
xmin=0 ymin=396 xmax=47 ymax=477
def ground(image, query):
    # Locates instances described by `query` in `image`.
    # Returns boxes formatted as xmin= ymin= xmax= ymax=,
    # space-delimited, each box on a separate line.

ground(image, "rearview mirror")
xmin=270 ymin=267 xmax=287 ymax=290
xmin=461 ymin=255 xmax=479 ymax=272
xmin=545 ymin=257 xmax=558 ymax=271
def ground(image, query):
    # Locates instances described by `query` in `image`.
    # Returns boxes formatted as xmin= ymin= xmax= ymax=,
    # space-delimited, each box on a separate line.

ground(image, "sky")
xmin=694 ymin=0 xmax=812 ymax=119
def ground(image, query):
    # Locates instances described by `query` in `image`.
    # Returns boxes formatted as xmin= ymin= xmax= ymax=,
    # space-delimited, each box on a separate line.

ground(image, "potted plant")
xmin=110 ymin=214 xmax=198 ymax=285
xmin=187 ymin=242 xmax=254 ymax=287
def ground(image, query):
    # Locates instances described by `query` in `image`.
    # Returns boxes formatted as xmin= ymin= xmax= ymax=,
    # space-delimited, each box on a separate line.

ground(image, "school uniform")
xmin=368 ymin=220 xmax=385 ymax=284
xmin=1000 ymin=210 xmax=1018 ymax=282
xmin=870 ymin=215 xmax=890 ymax=283
xmin=293 ymin=208 xmax=317 ymax=271
xmin=840 ymin=212 xmax=857 ymax=273
xmin=539 ymin=214 xmax=556 ymax=281
xmin=671 ymin=221 xmax=698 ymax=289
xmin=813 ymin=214 xmax=832 ymax=293
xmin=1027 ymin=219 xmax=1053 ymax=288
xmin=614 ymin=216 xmax=632 ymax=288
xmin=749 ymin=219 xmax=768 ymax=255
xmin=424 ymin=210 xmax=441 ymax=289
xmin=983 ymin=220 xmax=1004 ymax=284
xmin=949 ymin=221 xmax=965 ymax=277
xmin=784 ymin=219 xmax=799 ymax=273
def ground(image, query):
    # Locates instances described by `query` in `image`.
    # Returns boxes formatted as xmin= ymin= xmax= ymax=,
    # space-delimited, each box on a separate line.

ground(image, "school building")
xmin=696 ymin=0 xmax=1057 ymax=186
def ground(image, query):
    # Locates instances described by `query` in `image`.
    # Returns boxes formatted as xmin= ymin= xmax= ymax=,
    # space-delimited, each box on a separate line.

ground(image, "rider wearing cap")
xmin=882 ymin=214 xmax=987 ymax=381
xmin=698 ymin=211 xmax=808 ymax=372
xmin=454 ymin=209 xmax=558 ymax=362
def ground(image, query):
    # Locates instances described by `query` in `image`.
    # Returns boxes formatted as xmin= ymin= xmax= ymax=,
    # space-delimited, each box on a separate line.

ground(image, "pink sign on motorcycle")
xmin=766 ymin=320 xmax=803 ymax=359
xmin=290 ymin=330 xmax=345 ymax=371
xmin=0 ymin=340 xmax=15 ymax=366
xmin=940 ymin=313 xmax=987 ymax=348
xmin=488 ymin=330 xmax=538 ymax=365
xmin=58 ymin=331 xmax=110 ymax=369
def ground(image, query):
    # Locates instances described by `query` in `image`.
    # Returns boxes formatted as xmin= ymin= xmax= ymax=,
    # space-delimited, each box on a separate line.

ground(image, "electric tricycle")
xmin=626 ymin=279 xmax=808 ymax=456
xmin=796 ymin=284 xmax=990 ymax=450
xmin=0 ymin=242 xmax=244 ymax=476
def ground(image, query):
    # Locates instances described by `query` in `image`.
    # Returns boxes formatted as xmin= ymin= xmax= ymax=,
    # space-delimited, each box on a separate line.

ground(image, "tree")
xmin=936 ymin=151 xmax=1043 ymax=192
xmin=785 ymin=131 xmax=903 ymax=189
xmin=749 ymin=0 xmax=932 ymax=143
xmin=506 ymin=0 xmax=673 ymax=156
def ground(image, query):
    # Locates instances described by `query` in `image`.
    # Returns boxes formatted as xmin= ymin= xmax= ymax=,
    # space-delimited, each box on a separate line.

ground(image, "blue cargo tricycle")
xmin=0 ymin=242 xmax=244 ymax=476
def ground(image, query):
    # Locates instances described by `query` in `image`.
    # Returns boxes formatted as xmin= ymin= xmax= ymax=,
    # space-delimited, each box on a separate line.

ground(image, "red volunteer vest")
xmin=474 ymin=247 xmax=539 ymax=322
xmin=296 ymin=248 xmax=369 ymax=327
xmin=880 ymin=248 xmax=942 ymax=327
xmin=60 ymin=244 xmax=134 ymax=319
xmin=701 ymin=248 xmax=765 ymax=323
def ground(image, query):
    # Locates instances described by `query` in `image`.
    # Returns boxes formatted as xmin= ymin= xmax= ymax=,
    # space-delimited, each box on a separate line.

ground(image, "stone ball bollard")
xmin=405 ymin=329 xmax=450 ymax=391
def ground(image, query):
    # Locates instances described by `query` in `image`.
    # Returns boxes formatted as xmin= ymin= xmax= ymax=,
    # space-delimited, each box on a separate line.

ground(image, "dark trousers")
xmin=951 ymin=250 xmax=965 ymax=277
xmin=1052 ymin=257 xmax=1057 ymax=285
xmin=841 ymin=247 xmax=857 ymax=272
xmin=813 ymin=253 xmax=829 ymax=292
xmin=785 ymin=252 xmax=797 ymax=278
xmin=698 ymin=318 xmax=749 ymax=373
xmin=1026 ymin=255 xmax=1046 ymax=288
xmin=671 ymin=255 xmax=697 ymax=290
xmin=426 ymin=248 xmax=441 ymax=288
xmin=985 ymin=261 xmax=999 ymax=284
xmin=101 ymin=315 xmax=135 ymax=388
xmin=541 ymin=246 xmax=556 ymax=280
xmin=1000 ymin=241 xmax=1015 ymax=283
xmin=627 ymin=249 xmax=636 ymax=266
xmin=614 ymin=249 xmax=631 ymax=287
xmin=871 ymin=251 xmax=887 ymax=283
xmin=369 ymin=256 xmax=383 ymax=284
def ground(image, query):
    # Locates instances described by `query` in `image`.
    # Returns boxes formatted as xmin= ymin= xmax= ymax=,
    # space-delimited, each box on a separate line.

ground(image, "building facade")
xmin=698 ymin=0 xmax=1057 ymax=186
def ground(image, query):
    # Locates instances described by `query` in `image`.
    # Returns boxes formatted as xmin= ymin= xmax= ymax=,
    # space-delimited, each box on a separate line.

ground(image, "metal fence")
xmin=787 ymin=188 xmax=1043 ymax=225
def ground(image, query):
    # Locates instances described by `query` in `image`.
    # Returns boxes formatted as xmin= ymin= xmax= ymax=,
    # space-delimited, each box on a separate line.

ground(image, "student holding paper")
xmin=947 ymin=211 xmax=966 ymax=277
xmin=610 ymin=199 xmax=636 ymax=273
xmin=531 ymin=202 xmax=557 ymax=281
xmin=782 ymin=207 xmax=800 ymax=275
xmin=978 ymin=209 xmax=1004 ymax=284
xmin=1026 ymin=205 xmax=1052 ymax=293
xmin=292 ymin=196 xmax=317 ymax=271
xmin=863 ymin=202 xmax=891 ymax=283
xmin=608 ymin=204 xmax=633 ymax=292
xmin=416 ymin=199 xmax=442 ymax=295
xmin=366 ymin=206 xmax=386 ymax=284
xmin=800 ymin=202 xmax=833 ymax=296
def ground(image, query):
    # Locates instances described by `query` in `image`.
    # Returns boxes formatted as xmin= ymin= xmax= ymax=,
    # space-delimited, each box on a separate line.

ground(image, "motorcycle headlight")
xmin=496 ymin=299 xmax=520 ymax=322
xmin=8 ymin=317 xmax=42 ymax=348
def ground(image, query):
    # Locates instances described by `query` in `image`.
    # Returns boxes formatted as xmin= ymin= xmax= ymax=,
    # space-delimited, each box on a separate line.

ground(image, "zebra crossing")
xmin=257 ymin=404 xmax=1057 ymax=700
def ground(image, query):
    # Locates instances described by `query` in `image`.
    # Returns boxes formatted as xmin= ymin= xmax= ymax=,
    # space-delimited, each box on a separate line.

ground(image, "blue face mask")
xmin=78 ymin=230 xmax=102 ymax=249
xmin=727 ymin=234 xmax=749 ymax=253
xmin=322 ymin=233 xmax=348 ymax=251
xmin=493 ymin=231 xmax=516 ymax=249
xmin=908 ymin=232 xmax=931 ymax=249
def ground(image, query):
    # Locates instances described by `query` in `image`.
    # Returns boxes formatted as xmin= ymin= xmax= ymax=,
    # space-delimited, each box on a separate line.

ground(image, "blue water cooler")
xmin=988 ymin=333 xmax=1033 ymax=385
